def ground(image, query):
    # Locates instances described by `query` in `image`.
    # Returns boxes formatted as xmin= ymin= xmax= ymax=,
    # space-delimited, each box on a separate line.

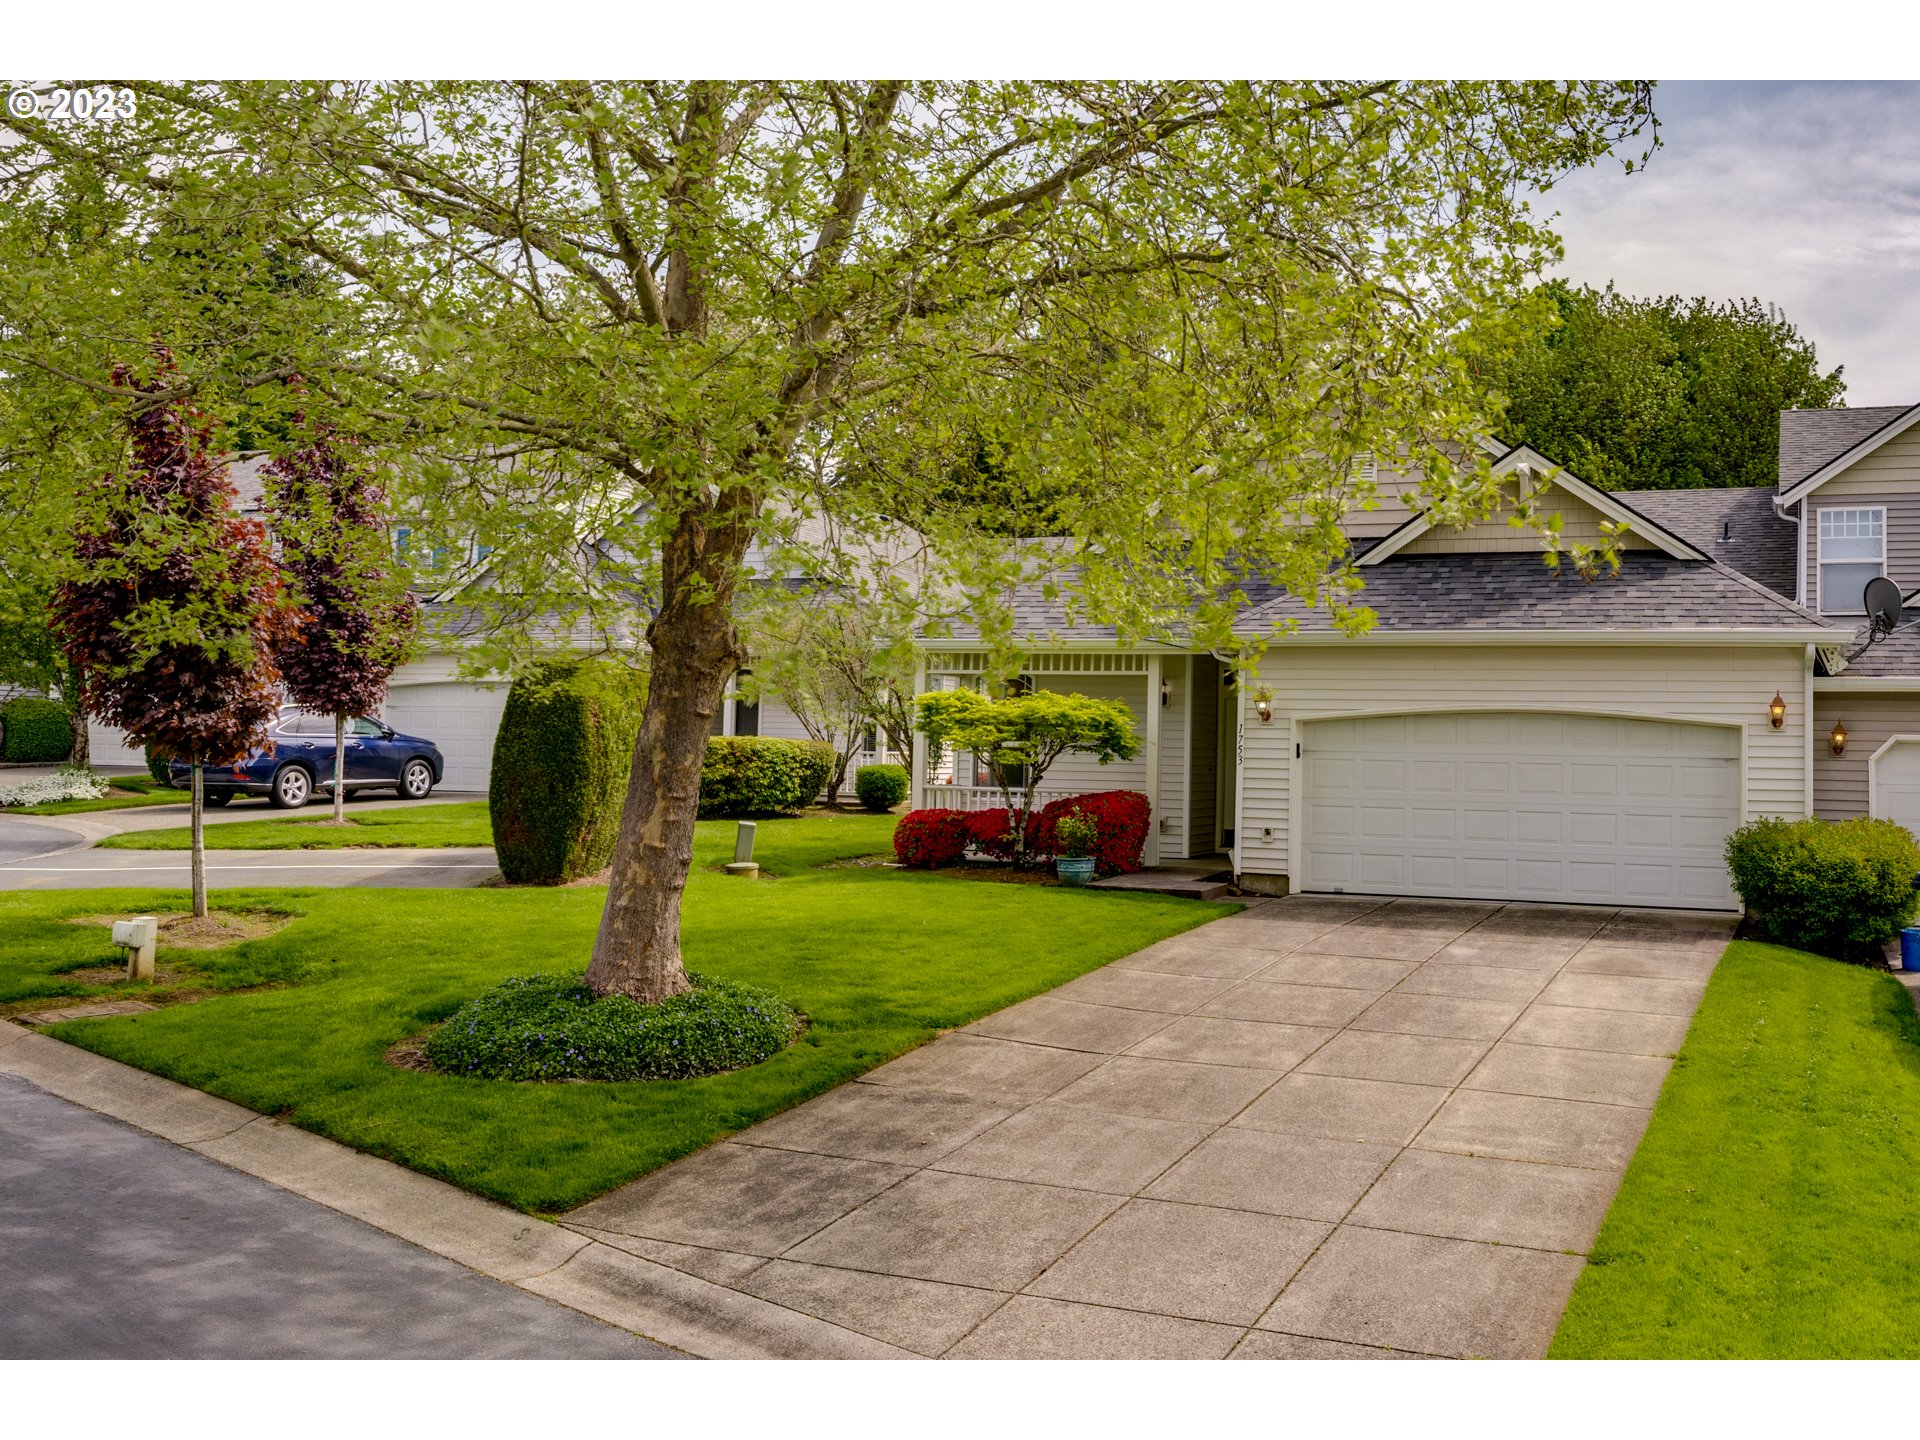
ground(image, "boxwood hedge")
xmin=699 ymin=736 xmax=834 ymax=817
xmin=0 ymin=697 xmax=73 ymax=763
xmin=853 ymin=762 xmax=909 ymax=812
xmin=1725 ymin=814 xmax=1920 ymax=961
xmin=489 ymin=658 xmax=648 ymax=885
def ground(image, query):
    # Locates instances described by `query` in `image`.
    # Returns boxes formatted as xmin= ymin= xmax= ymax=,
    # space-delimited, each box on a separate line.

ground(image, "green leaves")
xmin=915 ymin=687 xmax=1140 ymax=773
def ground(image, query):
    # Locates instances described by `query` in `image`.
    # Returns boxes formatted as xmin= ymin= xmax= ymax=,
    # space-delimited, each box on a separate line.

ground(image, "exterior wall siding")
xmin=1155 ymin=659 xmax=1188 ymax=855
xmin=1235 ymin=643 xmax=1811 ymax=885
xmin=1812 ymin=690 xmax=1920 ymax=818
xmin=1033 ymin=672 xmax=1151 ymax=802
xmin=1399 ymin=487 xmax=1651 ymax=556
xmin=1801 ymin=426 xmax=1920 ymax=607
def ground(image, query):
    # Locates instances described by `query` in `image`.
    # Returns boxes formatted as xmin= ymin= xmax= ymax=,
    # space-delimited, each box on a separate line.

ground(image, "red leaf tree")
xmin=266 ymin=420 xmax=419 ymax=821
xmin=52 ymin=358 xmax=292 ymax=916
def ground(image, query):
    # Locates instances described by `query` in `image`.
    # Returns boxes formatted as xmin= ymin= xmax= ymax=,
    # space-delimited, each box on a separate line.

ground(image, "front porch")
xmin=909 ymin=648 xmax=1238 ymax=867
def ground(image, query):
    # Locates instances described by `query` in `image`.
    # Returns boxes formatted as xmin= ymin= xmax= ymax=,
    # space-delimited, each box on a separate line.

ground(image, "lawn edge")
xmin=0 ymin=1016 xmax=905 ymax=1359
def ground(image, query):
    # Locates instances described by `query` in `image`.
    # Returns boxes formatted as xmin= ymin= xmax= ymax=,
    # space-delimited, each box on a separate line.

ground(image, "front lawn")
xmin=1550 ymin=941 xmax=1920 ymax=1358
xmin=98 ymin=800 xmax=494 ymax=850
xmin=28 ymin=813 xmax=1231 ymax=1212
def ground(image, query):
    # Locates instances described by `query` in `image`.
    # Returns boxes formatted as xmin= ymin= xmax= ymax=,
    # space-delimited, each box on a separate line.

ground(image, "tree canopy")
xmin=1480 ymin=281 xmax=1846 ymax=491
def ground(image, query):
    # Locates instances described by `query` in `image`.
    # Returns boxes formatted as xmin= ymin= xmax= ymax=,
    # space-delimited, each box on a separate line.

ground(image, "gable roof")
xmin=1355 ymin=446 xmax=1709 ymax=566
xmin=1777 ymin=404 xmax=1920 ymax=503
xmin=1620 ymin=485 xmax=1798 ymax=598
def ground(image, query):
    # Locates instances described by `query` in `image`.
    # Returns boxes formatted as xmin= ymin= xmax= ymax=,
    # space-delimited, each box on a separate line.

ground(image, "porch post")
xmin=909 ymin=657 xmax=928 ymax=811
xmin=1144 ymin=653 xmax=1163 ymax=866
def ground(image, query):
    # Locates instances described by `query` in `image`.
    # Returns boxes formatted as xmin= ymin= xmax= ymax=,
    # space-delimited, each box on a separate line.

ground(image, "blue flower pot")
xmin=1056 ymin=857 xmax=1096 ymax=887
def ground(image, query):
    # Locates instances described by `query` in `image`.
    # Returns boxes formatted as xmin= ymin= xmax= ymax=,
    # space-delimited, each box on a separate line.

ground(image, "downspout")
xmin=1805 ymin=641 xmax=1816 ymax=819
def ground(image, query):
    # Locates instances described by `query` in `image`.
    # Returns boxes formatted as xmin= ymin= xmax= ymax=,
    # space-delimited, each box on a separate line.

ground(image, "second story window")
xmin=1817 ymin=507 xmax=1886 ymax=615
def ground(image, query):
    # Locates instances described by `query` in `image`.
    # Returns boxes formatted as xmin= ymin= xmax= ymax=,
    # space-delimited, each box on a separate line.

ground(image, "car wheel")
xmin=398 ymin=759 xmax=434 ymax=800
xmin=202 ymin=790 xmax=234 ymax=808
xmin=270 ymin=765 xmax=312 ymax=809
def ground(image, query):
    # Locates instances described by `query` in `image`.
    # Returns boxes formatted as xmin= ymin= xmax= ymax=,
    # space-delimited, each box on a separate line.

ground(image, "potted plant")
xmin=1054 ymin=810 xmax=1099 ymax=887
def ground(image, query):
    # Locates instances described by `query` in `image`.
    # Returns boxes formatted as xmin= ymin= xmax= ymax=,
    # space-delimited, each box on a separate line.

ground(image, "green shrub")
xmin=1 ymin=697 xmax=74 ymax=763
xmin=145 ymin=743 xmax=173 ymax=786
xmin=1725 ymin=815 xmax=1920 ymax=960
xmin=489 ymin=658 xmax=648 ymax=885
xmin=423 ymin=970 xmax=801 ymax=1081
xmin=854 ymin=762 xmax=909 ymax=813
xmin=699 ymin=736 xmax=834 ymax=817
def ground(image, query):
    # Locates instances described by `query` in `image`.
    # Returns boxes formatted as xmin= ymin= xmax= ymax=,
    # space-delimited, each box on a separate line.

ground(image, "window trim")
xmin=1816 ymin=505 xmax=1887 ymax=616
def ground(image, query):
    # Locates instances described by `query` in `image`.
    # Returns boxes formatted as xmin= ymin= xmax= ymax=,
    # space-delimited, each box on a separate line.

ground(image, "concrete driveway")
xmin=0 ymin=1072 xmax=671 ymax=1359
xmin=557 ymin=894 xmax=1731 ymax=1359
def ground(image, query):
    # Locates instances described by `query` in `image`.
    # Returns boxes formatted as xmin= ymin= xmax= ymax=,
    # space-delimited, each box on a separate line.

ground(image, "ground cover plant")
xmin=0 ymin=765 xmax=108 ymax=808
xmin=98 ymin=801 xmax=493 ymax=850
xmin=31 ymin=813 xmax=1230 ymax=1211
xmin=1550 ymin=940 xmax=1920 ymax=1358
xmin=13 ymin=772 xmax=193 ymax=815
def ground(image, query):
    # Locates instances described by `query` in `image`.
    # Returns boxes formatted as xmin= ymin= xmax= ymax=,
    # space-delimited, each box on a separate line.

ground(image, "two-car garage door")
xmin=379 ymin=681 xmax=509 ymax=791
xmin=1300 ymin=712 xmax=1740 ymax=910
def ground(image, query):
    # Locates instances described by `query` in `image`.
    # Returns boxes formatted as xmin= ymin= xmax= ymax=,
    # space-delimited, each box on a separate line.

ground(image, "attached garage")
xmin=1299 ymin=711 xmax=1742 ymax=910
xmin=380 ymin=679 xmax=508 ymax=791
xmin=1870 ymin=737 xmax=1920 ymax=835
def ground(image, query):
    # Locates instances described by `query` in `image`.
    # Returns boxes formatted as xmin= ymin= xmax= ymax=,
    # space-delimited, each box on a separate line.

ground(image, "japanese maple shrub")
xmin=265 ymin=416 xmax=420 ymax=821
xmin=51 ymin=358 xmax=291 ymax=916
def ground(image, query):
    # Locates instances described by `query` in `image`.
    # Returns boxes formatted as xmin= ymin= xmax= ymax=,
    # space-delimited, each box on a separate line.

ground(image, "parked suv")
xmin=169 ymin=707 xmax=445 ymax=808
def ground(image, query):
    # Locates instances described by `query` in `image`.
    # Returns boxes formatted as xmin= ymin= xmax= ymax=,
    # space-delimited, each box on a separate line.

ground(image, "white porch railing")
xmin=915 ymin=784 xmax=1079 ymax=813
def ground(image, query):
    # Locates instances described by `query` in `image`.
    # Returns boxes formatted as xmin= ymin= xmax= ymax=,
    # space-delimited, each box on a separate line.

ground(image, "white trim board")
xmin=1866 ymin=733 xmax=1920 ymax=820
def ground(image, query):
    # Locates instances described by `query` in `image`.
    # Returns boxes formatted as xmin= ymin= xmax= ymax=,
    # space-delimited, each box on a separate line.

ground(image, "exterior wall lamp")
xmin=1830 ymin=719 xmax=1848 ymax=757
xmin=1253 ymin=686 xmax=1274 ymax=724
xmin=1160 ymin=679 xmax=1170 ymax=708
xmin=1768 ymin=692 xmax=1786 ymax=730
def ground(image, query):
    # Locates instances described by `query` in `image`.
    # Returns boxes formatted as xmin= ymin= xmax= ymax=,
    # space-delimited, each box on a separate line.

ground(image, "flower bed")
xmin=893 ymin=790 xmax=1151 ymax=875
xmin=0 ymin=766 xmax=110 ymax=809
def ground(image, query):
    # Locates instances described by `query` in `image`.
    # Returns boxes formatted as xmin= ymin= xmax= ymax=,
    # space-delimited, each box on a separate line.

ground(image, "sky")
xmin=1543 ymin=80 xmax=1920 ymax=407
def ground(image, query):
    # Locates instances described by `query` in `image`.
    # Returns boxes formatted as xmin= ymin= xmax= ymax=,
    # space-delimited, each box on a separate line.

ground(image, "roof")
xmin=929 ymin=551 xmax=1838 ymax=647
xmin=1619 ymin=486 xmax=1798 ymax=598
xmin=1777 ymin=406 xmax=1913 ymax=491
xmin=1821 ymin=616 xmax=1920 ymax=678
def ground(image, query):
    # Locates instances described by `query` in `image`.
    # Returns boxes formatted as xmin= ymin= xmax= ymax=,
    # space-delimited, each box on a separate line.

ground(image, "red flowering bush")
xmin=893 ymin=808 xmax=974 ymax=868
xmin=1029 ymin=791 xmax=1151 ymax=876
xmin=963 ymin=807 xmax=1020 ymax=861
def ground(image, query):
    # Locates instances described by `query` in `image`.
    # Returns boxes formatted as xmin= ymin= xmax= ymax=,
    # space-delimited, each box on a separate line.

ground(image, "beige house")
xmin=908 ymin=418 xmax=1920 ymax=913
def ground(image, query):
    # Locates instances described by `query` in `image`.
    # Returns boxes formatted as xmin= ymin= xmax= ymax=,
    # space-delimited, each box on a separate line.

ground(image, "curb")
xmin=0 ymin=1018 xmax=903 ymax=1359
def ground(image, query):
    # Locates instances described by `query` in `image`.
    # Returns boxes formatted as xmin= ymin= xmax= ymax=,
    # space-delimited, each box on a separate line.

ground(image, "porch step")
xmin=1087 ymin=870 xmax=1235 ymax=901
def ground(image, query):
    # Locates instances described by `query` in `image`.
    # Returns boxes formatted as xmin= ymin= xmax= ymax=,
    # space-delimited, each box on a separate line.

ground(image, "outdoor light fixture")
xmin=1768 ymin=692 xmax=1786 ymax=730
xmin=1254 ymin=692 xmax=1273 ymax=723
xmin=1160 ymin=679 xmax=1171 ymax=707
xmin=1831 ymin=719 xmax=1848 ymax=758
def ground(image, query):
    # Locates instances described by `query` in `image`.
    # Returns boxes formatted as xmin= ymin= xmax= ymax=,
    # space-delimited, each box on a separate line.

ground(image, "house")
xmin=909 ymin=412 xmax=1920 ymax=912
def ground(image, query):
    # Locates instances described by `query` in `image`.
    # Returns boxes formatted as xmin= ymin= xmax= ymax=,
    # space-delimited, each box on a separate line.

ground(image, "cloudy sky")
xmin=1542 ymin=80 xmax=1920 ymax=406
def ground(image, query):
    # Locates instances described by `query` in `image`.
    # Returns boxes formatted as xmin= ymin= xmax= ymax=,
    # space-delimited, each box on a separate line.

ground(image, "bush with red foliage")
xmin=963 ymin=807 xmax=1020 ymax=861
xmin=1028 ymin=790 xmax=1152 ymax=876
xmin=892 ymin=808 xmax=974 ymax=868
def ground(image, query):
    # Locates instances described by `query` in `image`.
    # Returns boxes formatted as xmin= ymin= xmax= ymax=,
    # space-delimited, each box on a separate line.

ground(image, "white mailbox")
xmin=113 ymin=916 xmax=159 ymax=981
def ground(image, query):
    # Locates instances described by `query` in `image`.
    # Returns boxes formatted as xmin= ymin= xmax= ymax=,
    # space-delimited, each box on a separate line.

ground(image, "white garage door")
xmin=379 ymin=681 xmax=509 ymax=791
xmin=1873 ymin=740 xmax=1920 ymax=836
xmin=1301 ymin=712 xmax=1741 ymax=910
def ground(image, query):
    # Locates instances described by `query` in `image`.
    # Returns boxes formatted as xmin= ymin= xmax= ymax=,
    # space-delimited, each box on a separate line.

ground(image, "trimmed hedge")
xmin=1726 ymin=815 xmax=1920 ymax=960
xmin=145 ymin=743 xmax=173 ymax=786
xmin=1 ymin=697 xmax=73 ymax=763
xmin=489 ymin=658 xmax=648 ymax=885
xmin=1030 ymin=791 xmax=1152 ymax=876
xmin=854 ymin=762 xmax=909 ymax=813
xmin=699 ymin=736 xmax=835 ymax=818
xmin=893 ymin=808 xmax=973 ymax=867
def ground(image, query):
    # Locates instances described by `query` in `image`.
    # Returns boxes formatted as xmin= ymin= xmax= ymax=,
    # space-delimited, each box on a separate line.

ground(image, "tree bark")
xmin=584 ymin=505 xmax=751 ymax=1003
xmin=190 ymin=762 xmax=207 ymax=918
xmin=333 ymin=712 xmax=347 ymax=823
xmin=66 ymin=666 xmax=90 ymax=769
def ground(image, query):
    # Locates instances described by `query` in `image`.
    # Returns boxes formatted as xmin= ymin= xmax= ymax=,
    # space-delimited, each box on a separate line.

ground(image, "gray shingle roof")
xmin=1778 ymin=406 xmax=1913 ymax=490
xmin=1617 ymin=486 xmax=1797 ymax=597
xmin=1822 ymin=615 xmax=1920 ymax=678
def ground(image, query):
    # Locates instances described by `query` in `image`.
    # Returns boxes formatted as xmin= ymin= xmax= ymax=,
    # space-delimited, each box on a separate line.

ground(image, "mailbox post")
xmin=112 ymin=916 xmax=159 ymax=982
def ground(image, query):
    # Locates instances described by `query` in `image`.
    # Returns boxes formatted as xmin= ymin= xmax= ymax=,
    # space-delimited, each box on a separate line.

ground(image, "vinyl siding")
xmin=1156 ymin=658 xmax=1187 ymax=855
xmin=1189 ymin=654 xmax=1221 ymax=854
xmin=1399 ymin=487 xmax=1651 ymax=556
xmin=1812 ymin=691 xmax=1920 ymax=818
xmin=1033 ymin=672 xmax=1151 ymax=799
xmin=1235 ymin=643 xmax=1811 ymax=885
xmin=1801 ymin=425 xmax=1920 ymax=607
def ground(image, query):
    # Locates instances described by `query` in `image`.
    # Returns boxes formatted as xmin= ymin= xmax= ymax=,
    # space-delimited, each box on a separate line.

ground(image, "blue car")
xmin=171 ymin=707 xmax=445 ymax=808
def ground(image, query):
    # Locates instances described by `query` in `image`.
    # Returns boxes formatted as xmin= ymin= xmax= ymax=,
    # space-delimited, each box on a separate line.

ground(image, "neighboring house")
xmin=907 ymin=419 xmax=1920 ymax=912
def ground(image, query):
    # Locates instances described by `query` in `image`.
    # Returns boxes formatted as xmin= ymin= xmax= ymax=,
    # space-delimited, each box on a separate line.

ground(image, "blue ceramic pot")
xmin=1056 ymin=857 xmax=1096 ymax=887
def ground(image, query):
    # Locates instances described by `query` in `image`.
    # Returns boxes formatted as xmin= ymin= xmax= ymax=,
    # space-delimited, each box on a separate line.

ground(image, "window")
xmin=350 ymin=717 xmax=384 ymax=737
xmin=1818 ymin=507 xmax=1886 ymax=615
xmin=394 ymin=526 xmax=411 ymax=557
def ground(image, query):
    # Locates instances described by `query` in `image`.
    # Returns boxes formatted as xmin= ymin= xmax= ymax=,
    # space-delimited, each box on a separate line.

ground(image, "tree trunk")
xmin=190 ymin=762 xmax=207 ymax=918
xmin=333 ymin=712 xmax=347 ymax=823
xmin=66 ymin=666 xmax=89 ymax=770
xmin=585 ymin=506 xmax=751 ymax=1003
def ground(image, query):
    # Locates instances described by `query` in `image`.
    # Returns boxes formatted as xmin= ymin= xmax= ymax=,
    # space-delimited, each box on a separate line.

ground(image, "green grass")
xmin=1550 ymin=940 xmax=1920 ymax=1358
xmin=98 ymin=800 xmax=494 ymax=849
xmin=14 ymin=813 xmax=1231 ymax=1212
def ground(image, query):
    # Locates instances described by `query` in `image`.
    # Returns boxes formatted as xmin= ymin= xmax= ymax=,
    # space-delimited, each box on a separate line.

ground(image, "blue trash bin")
xmin=1901 ymin=927 xmax=1920 ymax=972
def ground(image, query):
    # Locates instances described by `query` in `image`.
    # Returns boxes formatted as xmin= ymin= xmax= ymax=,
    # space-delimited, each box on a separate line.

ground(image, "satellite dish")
xmin=1865 ymin=576 xmax=1904 ymax=639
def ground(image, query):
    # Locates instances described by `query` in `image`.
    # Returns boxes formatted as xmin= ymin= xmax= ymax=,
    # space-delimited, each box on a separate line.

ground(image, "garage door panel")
xmin=1302 ymin=711 xmax=1738 ymax=911
xmin=1874 ymin=740 xmax=1920 ymax=835
xmin=380 ymin=682 xmax=508 ymax=791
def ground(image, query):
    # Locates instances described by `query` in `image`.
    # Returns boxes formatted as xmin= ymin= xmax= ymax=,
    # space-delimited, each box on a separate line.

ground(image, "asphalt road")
xmin=0 ymin=816 xmax=84 ymax=866
xmin=0 ymin=1073 xmax=674 ymax=1359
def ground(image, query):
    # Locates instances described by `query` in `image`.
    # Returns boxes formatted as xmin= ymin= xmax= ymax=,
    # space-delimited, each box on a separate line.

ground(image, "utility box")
xmin=112 ymin=916 xmax=159 ymax=982
xmin=724 ymin=820 xmax=759 ymax=878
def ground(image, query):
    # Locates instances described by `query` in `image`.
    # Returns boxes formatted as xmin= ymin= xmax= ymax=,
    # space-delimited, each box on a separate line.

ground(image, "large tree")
xmin=266 ymin=416 xmax=420 ymax=822
xmin=1481 ymin=280 xmax=1847 ymax=490
xmin=1 ymin=81 xmax=1656 ymax=1001
xmin=51 ymin=360 xmax=289 ymax=917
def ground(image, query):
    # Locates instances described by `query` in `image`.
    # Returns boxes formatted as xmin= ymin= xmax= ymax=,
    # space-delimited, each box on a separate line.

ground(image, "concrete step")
xmin=1087 ymin=870 xmax=1234 ymax=901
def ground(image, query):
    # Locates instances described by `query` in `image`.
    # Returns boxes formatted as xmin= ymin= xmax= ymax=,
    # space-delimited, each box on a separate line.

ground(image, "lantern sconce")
xmin=1768 ymin=692 xmax=1786 ymax=730
xmin=1160 ymin=679 xmax=1171 ymax=708
xmin=1253 ymin=686 xmax=1274 ymax=724
xmin=1830 ymin=719 xmax=1848 ymax=758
